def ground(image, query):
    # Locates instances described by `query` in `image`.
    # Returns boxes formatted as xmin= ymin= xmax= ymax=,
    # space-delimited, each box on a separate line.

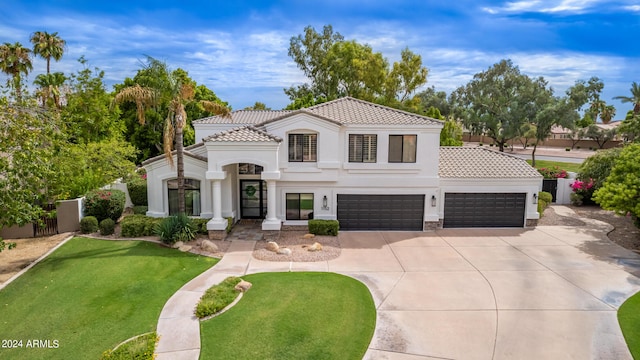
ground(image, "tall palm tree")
xmin=30 ymin=31 xmax=66 ymax=74
xmin=613 ymin=81 xmax=640 ymax=115
xmin=34 ymin=72 xmax=66 ymax=108
xmin=600 ymin=104 xmax=616 ymax=124
xmin=115 ymin=57 xmax=231 ymax=213
xmin=0 ymin=42 xmax=33 ymax=102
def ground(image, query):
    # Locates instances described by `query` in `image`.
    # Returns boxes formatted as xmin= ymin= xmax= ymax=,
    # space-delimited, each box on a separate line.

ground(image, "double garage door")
xmin=337 ymin=194 xmax=425 ymax=231
xmin=443 ymin=193 xmax=526 ymax=228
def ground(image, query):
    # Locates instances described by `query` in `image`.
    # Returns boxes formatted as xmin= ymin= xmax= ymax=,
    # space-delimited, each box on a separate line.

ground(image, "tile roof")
xmin=439 ymin=147 xmax=542 ymax=178
xmin=203 ymin=126 xmax=282 ymax=143
xmin=194 ymin=97 xmax=443 ymax=127
xmin=141 ymin=150 xmax=207 ymax=166
xmin=193 ymin=110 xmax=292 ymax=124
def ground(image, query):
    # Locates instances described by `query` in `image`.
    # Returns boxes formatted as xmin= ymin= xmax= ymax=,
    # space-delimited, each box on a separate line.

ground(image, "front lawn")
xmin=200 ymin=272 xmax=376 ymax=360
xmin=527 ymin=159 xmax=582 ymax=173
xmin=619 ymin=290 xmax=640 ymax=359
xmin=0 ymin=237 xmax=217 ymax=360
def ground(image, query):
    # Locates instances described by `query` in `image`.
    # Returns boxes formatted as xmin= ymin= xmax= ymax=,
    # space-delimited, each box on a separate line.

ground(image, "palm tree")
xmin=30 ymin=31 xmax=66 ymax=74
xmin=34 ymin=72 xmax=66 ymax=108
xmin=600 ymin=104 xmax=616 ymax=124
xmin=115 ymin=57 xmax=231 ymax=213
xmin=0 ymin=42 xmax=33 ymax=102
xmin=613 ymin=81 xmax=640 ymax=115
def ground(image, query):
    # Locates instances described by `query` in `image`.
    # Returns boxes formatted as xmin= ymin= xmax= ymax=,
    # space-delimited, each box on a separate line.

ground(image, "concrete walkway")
xmin=156 ymin=206 xmax=640 ymax=360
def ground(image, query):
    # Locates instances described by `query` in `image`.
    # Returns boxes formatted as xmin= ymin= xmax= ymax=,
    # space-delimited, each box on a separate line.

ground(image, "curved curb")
xmin=0 ymin=234 xmax=74 ymax=291
xmin=110 ymin=331 xmax=156 ymax=352
xmin=198 ymin=292 xmax=244 ymax=322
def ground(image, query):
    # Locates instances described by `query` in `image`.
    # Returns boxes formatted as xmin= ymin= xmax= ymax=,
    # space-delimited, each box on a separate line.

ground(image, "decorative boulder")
xmin=201 ymin=240 xmax=218 ymax=253
xmin=277 ymin=247 xmax=292 ymax=255
xmin=178 ymin=245 xmax=193 ymax=252
xmin=235 ymin=280 xmax=252 ymax=292
xmin=172 ymin=241 xmax=185 ymax=249
xmin=307 ymin=242 xmax=323 ymax=252
xmin=303 ymin=233 xmax=315 ymax=239
xmin=266 ymin=241 xmax=279 ymax=252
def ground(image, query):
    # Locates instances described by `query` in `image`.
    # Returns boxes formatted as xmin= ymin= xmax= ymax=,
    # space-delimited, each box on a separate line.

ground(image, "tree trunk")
xmin=176 ymin=115 xmax=186 ymax=214
xmin=531 ymin=143 xmax=538 ymax=167
xmin=46 ymin=58 xmax=51 ymax=75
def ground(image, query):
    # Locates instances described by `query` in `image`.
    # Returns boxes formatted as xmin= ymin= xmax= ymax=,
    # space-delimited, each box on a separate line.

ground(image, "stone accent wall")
xmin=423 ymin=221 xmax=440 ymax=231
xmin=208 ymin=230 xmax=227 ymax=241
xmin=526 ymin=219 xmax=538 ymax=227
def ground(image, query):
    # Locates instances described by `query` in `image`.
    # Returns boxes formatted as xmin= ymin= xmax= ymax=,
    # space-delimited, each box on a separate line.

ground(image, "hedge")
xmin=127 ymin=179 xmax=148 ymax=206
xmin=308 ymin=219 xmax=339 ymax=236
xmin=84 ymin=189 xmax=126 ymax=222
xmin=120 ymin=215 xmax=162 ymax=237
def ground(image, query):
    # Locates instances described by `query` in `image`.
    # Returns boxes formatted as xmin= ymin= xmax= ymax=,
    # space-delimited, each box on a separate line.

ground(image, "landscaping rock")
xmin=201 ymin=240 xmax=218 ymax=253
xmin=235 ymin=280 xmax=252 ymax=292
xmin=172 ymin=241 xmax=184 ymax=249
xmin=266 ymin=241 xmax=279 ymax=252
xmin=178 ymin=245 xmax=192 ymax=252
xmin=303 ymin=233 xmax=315 ymax=239
xmin=277 ymin=247 xmax=292 ymax=255
xmin=307 ymin=242 xmax=323 ymax=252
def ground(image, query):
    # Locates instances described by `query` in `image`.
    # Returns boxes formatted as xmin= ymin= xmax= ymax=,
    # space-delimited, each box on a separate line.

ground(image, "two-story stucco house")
xmin=143 ymin=97 xmax=542 ymax=237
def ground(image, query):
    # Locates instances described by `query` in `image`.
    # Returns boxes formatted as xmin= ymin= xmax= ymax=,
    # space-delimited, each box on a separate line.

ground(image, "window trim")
xmin=388 ymin=134 xmax=417 ymax=163
xmin=167 ymin=178 xmax=201 ymax=216
xmin=288 ymin=133 xmax=317 ymax=162
xmin=285 ymin=193 xmax=314 ymax=220
xmin=348 ymin=134 xmax=377 ymax=163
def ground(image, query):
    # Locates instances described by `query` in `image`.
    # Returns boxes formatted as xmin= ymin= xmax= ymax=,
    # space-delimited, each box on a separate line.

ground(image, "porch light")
xmin=322 ymin=195 xmax=329 ymax=210
xmin=431 ymin=195 xmax=436 ymax=207
xmin=532 ymin=193 xmax=538 ymax=204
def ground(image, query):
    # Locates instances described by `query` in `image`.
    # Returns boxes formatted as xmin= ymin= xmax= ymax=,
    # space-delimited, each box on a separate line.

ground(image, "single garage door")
xmin=337 ymin=194 xmax=424 ymax=231
xmin=443 ymin=193 xmax=526 ymax=228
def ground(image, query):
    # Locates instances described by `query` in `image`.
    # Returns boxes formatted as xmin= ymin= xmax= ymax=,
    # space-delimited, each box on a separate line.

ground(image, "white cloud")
xmin=624 ymin=4 xmax=640 ymax=11
xmin=483 ymin=0 xmax=604 ymax=14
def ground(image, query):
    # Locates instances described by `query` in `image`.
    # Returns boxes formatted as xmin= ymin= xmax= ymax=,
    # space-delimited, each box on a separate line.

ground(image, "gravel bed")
xmin=253 ymin=231 xmax=341 ymax=262
xmin=538 ymin=206 xmax=587 ymax=227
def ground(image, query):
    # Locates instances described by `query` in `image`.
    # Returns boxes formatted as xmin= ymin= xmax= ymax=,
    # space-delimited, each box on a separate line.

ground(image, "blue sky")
xmin=1 ymin=0 xmax=639 ymax=115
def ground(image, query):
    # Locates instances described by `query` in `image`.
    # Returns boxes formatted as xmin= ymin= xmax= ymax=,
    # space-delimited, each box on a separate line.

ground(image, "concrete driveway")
xmin=330 ymin=226 xmax=640 ymax=360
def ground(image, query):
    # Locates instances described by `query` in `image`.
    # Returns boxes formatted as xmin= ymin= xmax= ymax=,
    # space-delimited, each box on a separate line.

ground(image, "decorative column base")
xmin=423 ymin=221 xmax=440 ymax=231
xmin=261 ymin=218 xmax=281 ymax=231
xmin=526 ymin=219 xmax=538 ymax=227
xmin=208 ymin=230 xmax=227 ymax=240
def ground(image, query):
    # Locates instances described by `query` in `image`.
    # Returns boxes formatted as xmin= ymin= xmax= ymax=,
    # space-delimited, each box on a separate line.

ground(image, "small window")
xmin=389 ymin=135 xmax=417 ymax=163
xmin=349 ymin=134 xmax=377 ymax=162
xmin=289 ymin=134 xmax=317 ymax=162
xmin=168 ymin=179 xmax=201 ymax=216
xmin=238 ymin=163 xmax=263 ymax=174
xmin=286 ymin=193 xmax=314 ymax=220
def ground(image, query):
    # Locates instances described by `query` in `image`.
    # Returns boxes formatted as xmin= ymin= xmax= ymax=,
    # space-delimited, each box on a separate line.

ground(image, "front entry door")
xmin=240 ymin=180 xmax=267 ymax=219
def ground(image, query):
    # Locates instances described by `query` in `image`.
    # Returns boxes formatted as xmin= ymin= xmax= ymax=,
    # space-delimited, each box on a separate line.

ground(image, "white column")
xmin=266 ymin=180 xmax=277 ymax=221
xmin=212 ymin=179 xmax=222 ymax=220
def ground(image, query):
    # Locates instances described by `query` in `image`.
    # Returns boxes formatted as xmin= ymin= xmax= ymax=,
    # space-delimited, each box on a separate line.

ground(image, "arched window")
xmin=167 ymin=179 xmax=201 ymax=216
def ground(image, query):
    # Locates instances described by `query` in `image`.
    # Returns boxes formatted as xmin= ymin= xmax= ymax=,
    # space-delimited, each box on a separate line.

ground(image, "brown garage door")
xmin=443 ymin=193 xmax=526 ymax=228
xmin=337 ymin=194 xmax=425 ymax=230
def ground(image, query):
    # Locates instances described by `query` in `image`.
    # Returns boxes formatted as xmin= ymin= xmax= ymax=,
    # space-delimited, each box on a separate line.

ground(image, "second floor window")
xmin=289 ymin=134 xmax=317 ymax=162
xmin=388 ymin=135 xmax=417 ymax=163
xmin=349 ymin=134 xmax=377 ymax=162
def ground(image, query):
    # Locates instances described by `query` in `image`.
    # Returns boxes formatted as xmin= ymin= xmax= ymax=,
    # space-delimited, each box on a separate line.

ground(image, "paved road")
xmin=513 ymin=154 xmax=585 ymax=164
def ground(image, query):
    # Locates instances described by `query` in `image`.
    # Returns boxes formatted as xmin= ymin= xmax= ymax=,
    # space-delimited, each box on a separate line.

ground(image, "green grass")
xmin=200 ymin=272 xmax=376 ymax=360
xmin=0 ymin=237 xmax=217 ymax=360
xmin=527 ymin=159 xmax=583 ymax=173
xmin=619 ymin=290 xmax=640 ymax=359
xmin=195 ymin=276 xmax=242 ymax=318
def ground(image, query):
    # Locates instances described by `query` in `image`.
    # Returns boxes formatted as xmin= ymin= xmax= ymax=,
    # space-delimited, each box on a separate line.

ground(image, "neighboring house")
xmin=143 ymin=97 xmax=542 ymax=236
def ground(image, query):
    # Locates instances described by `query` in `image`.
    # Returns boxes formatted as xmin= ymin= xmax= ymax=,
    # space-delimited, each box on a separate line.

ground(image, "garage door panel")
xmin=337 ymin=194 xmax=425 ymax=231
xmin=444 ymin=193 xmax=525 ymax=228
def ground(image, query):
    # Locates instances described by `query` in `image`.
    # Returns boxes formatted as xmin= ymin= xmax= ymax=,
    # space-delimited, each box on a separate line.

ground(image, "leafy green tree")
xmin=578 ymin=147 xmax=623 ymax=191
xmin=62 ymin=57 xmax=123 ymax=143
xmin=613 ymin=81 xmax=640 ymax=115
xmin=619 ymin=110 xmax=640 ymax=143
xmin=243 ymin=102 xmax=271 ymax=110
xmin=453 ymin=59 xmax=550 ymax=152
xmin=384 ymin=48 xmax=428 ymax=104
xmin=115 ymin=57 xmax=230 ymax=213
xmin=593 ymin=144 xmax=640 ymax=225
xmin=583 ymin=124 xmax=617 ymax=149
xmin=416 ymin=86 xmax=451 ymax=118
xmin=530 ymin=96 xmax=579 ymax=165
xmin=0 ymin=42 xmax=33 ymax=102
xmin=518 ymin=123 xmax=537 ymax=149
xmin=567 ymin=77 xmax=605 ymax=124
xmin=30 ymin=31 xmax=65 ymax=74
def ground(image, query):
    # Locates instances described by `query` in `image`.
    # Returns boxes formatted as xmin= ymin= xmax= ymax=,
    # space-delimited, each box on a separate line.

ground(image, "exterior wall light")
xmin=532 ymin=193 xmax=538 ymax=204
xmin=322 ymin=195 xmax=329 ymax=210
xmin=431 ymin=195 xmax=437 ymax=207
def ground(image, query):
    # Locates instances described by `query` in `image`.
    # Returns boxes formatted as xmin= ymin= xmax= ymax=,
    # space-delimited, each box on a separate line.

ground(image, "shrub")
xmin=577 ymin=146 xmax=581 ymax=149
xmin=565 ymin=147 xmax=571 ymax=151
xmin=120 ymin=215 xmax=161 ymax=237
xmin=537 ymin=199 xmax=548 ymax=216
xmin=478 ymin=143 xmax=483 ymax=146
xmin=195 ymin=276 xmax=242 ymax=319
xmin=538 ymin=191 xmax=553 ymax=204
xmin=100 ymin=332 xmax=158 ymax=360
xmin=80 ymin=216 xmax=99 ymax=234
xmin=308 ymin=219 xmax=339 ymax=236
xmin=536 ymin=166 xmax=567 ymax=179
xmin=99 ymin=218 xmax=115 ymax=235
xmin=127 ymin=177 xmax=148 ymax=206
xmin=191 ymin=218 xmax=209 ymax=235
xmin=84 ymin=189 xmax=126 ymax=222
xmin=133 ymin=206 xmax=148 ymax=215
xmin=154 ymin=213 xmax=196 ymax=244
